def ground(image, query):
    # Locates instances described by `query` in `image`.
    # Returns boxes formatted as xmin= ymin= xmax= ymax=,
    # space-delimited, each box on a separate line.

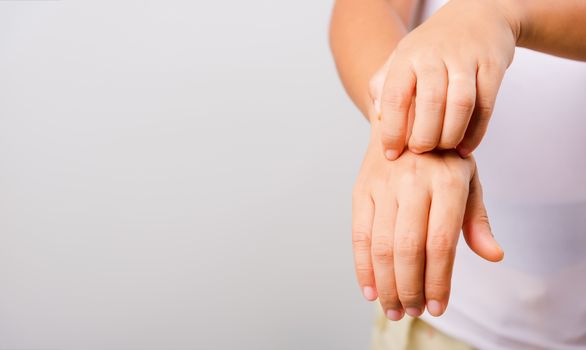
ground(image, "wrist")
xmin=493 ymin=0 xmax=527 ymax=46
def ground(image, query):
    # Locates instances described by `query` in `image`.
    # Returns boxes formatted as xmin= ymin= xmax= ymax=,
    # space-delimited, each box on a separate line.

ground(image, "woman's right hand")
xmin=352 ymin=127 xmax=504 ymax=320
xmin=369 ymin=0 xmax=518 ymax=159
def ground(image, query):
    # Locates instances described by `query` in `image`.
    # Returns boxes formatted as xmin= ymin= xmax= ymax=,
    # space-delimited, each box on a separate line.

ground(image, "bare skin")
xmin=330 ymin=0 xmax=586 ymax=320
xmin=373 ymin=0 xmax=586 ymax=159
xmin=330 ymin=0 xmax=503 ymax=320
xmin=353 ymin=123 xmax=502 ymax=319
xmin=374 ymin=0 xmax=516 ymax=158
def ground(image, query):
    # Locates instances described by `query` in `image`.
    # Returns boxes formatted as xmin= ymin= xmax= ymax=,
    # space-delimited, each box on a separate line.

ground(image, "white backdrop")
xmin=0 ymin=1 xmax=373 ymax=349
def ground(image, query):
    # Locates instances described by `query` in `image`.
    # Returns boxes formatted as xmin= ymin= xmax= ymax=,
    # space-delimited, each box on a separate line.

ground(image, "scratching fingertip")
xmin=385 ymin=149 xmax=399 ymax=160
xmin=386 ymin=309 xmax=404 ymax=321
xmin=456 ymin=145 xmax=472 ymax=157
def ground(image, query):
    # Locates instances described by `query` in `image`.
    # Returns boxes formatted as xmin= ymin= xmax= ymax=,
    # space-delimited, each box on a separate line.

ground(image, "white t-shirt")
xmin=417 ymin=1 xmax=586 ymax=349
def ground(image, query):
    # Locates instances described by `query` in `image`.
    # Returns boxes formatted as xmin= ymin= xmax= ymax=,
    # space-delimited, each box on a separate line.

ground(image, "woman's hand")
xmin=370 ymin=0 xmax=519 ymax=159
xmin=352 ymin=128 xmax=504 ymax=320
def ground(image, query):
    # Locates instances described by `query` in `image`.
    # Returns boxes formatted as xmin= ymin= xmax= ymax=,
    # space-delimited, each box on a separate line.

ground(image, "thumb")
xmin=462 ymin=167 xmax=504 ymax=262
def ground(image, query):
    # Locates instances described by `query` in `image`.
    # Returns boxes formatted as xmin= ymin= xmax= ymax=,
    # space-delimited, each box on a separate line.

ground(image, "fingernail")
xmin=386 ymin=309 xmax=404 ymax=321
xmin=405 ymin=307 xmax=422 ymax=317
xmin=427 ymin=300 xmax=444 ymax=316
xmin=363 ymin=286 xmax=377 ymax=301
xmin=385 ymin=149 xmax=398 ymax=160
xmin=456 ymin=146 xmax=470 ymax=157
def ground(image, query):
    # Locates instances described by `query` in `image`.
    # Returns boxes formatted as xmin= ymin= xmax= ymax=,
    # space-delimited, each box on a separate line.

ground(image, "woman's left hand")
xmin=352 ymin=125 xmax=504 ymax=319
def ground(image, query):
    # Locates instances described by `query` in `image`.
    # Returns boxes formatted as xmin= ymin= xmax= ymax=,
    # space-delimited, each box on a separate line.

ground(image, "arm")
xmin=329 ymin=0 xmax=417 ymax=118
xmin=507 ymin=0 xmax=586 ymax=61
xmin=336 ymin=0 xmax=586 ymax=164
xmin=330 ymin=0 xmax=503 ymax=319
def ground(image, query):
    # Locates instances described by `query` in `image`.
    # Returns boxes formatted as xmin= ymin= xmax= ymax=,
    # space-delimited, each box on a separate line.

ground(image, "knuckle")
xmin=372 ymin=239 xmax=394 ymax=262
xmin=395 ymin=233 xmax=424 ymax=259
xmin=380 ymin=295 xmax=401 ymax=310
xmin=355 ymin=264 xmax=373 ymax=276
xmin=381 ymin=89 xmax=411 ymax=111
xmin=477 ymin=212 xmax=491 ymax=226
xmin=380 ymin=127 xmax=405 ymax=144
xmin=438 ymin=137 xmax=459 ymax=150
xmin=427 ymin=233 xmax=456 ymax=259
xmin=352 ymin=227 xmax=372 ymax=246
xmin=410 ymin=135 xmax=437 ymax=152
xmin=436 ymin=171 xmax=467 ymax=190
xmin=378 ymin=289 xmax=400 ymax=303
xmin=450 ymin=93 xmax=475 ymax=112
xmin=414 ymin=57 xmax=441 ymax=73
xmin=398 ymin=288 xmax=424 ymax=304
xmin=398 ymin=171 xmax=419 ymax=188
xmin=475 ymin=98 xmax=494 ymax=119
xmin=480 ymin=58 xmax=507 ymax=73
xmin=420 ymin=89 xmax=446 ymax=109
xmin=425 ymin=278 xmax=450 ymax=299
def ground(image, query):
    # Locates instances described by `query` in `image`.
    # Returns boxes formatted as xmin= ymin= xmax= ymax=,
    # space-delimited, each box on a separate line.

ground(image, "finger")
xmin=352 ymin=190 xmax=377 ymax=301
xmin=438 ymin=65 xmax=476 ymax=149
xmin=462 ymin=167 xmax=504 ymax=262
xmin=408 ymin=62 xmax=448 ymax=153
xmin=394 ymin=178 xmax=430 ymax=317
xmin=424 ymin=176 xmax=469 ymax=317
xmin=380 ymin=62 xmax=416 ymax=160
xmin=457 ymin=62 xmax=505 ymax=156
xmin=369 ymin=54 xmax=393 ymax=118
xmin=406 ymin=98 xmax=416 ymax=141
xmin=371 ymin=191 xmax=403 ymax=320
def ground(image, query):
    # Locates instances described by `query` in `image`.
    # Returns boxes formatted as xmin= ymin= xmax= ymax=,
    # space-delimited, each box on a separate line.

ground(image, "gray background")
xmin=0 ymin=1 xmax=373 ymax=349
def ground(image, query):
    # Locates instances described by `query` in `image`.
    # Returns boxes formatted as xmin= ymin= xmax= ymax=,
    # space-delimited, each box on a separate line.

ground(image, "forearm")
xmin=329 ymin=0 xmax=416 ymax=118
xmin=502 ymin=0 xmax=586 ymax=60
